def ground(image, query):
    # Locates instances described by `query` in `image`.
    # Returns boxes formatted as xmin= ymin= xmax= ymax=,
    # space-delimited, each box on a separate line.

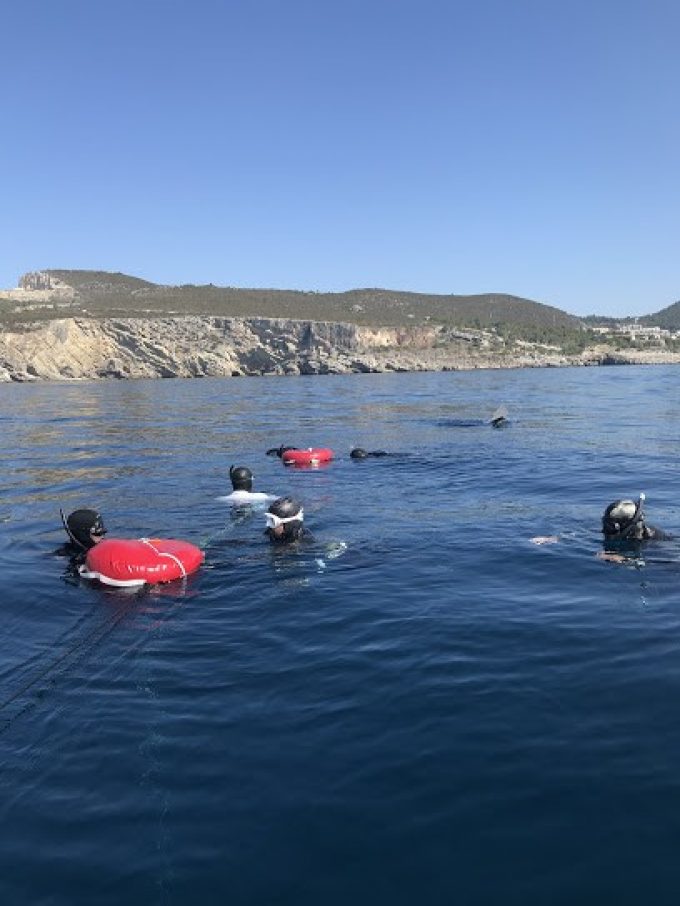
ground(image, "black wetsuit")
xmin=54 ymin=542 xmax=88 ymax=583
xmin=266 ymin=446 xmax=298 ymax=458
xmin=604 ymin=523 xmax=671 ymax=544
xmin=350 ymin=448 xmax=389 ymax=459
xmin=639 ymin=524 xmax=671 ymax=541
xmin=264 ymin=525 xmax=312 ymax=544
xmin=603 ymin=524 xmax=672 ymax=559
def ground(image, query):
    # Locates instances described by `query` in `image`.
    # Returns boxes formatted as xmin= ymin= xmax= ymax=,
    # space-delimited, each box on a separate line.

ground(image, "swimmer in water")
xmin=597 ymin=494 xmax=670 ymax=560
xmin=266 ymin=445 xmax=298 ymax=459
xmin=58 ymin=508 xmax=107 ymax=563
xmin=489 ymin=406 xmax=508 ymax=428
xmin=264 ymin=496 xmax=310 ymax=544
xmin=531 ymin=494 xmax=671 ymax=553
xmin=219 ymin=465 xmax=276 ymax=505
xmin=350 ymin=448 xmax=389 ymax=459
xmin=438 ymin=405 xmax=508 ymax=429
xmin=601 ymin=494 xmax=669 ymax=542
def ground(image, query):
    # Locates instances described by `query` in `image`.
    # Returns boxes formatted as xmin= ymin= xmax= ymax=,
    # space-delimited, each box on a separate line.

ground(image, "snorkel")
xmin=60 ymin=507 xmax=86 ymax=550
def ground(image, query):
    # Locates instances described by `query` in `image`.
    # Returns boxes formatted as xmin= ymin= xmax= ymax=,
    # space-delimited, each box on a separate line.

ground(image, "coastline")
xmin=2 ymin=315 xmax=679 ymax=383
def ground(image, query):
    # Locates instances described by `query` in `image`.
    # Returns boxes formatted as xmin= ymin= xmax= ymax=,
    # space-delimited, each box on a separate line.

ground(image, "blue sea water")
xmin=1 ymin=365 xmax=679 ymax=905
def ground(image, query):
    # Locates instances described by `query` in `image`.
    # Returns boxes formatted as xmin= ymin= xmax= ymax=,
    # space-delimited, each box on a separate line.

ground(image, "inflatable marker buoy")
xmin=80 ymin=538 xmax=204 ymax=587
xmin=281 ymin=447 xmax=334 ymax=467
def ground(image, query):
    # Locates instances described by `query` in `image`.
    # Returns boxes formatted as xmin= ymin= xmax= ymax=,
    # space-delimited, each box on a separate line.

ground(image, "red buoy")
xmin=281 ymin=447 xmax=334 ymax=467
xmin=80 ymin=538 xmax=204 ymax=587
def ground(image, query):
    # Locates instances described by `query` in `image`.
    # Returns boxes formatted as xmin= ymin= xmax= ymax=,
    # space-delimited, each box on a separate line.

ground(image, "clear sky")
xmin=2 ymin=0 xmax=679 ymax=316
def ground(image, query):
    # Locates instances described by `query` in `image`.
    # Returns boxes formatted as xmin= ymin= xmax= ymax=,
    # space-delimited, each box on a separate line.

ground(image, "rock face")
xmin=0 ymin=317 xmax=424 ymax=382
xmin=0 ymin=316 xmax=679 ymax=383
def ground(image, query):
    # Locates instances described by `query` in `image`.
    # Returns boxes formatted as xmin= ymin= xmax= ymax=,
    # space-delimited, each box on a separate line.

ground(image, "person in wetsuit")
xmin=602 ymin=495 xmax=670 ymax=544
xmin=264 ymin=496 xmax=310 ymax=544
xmin=58 ymin=508 xmax=107 ymax=564
xmin=350 ymin=448 xmax=389 ymax=459
xmin=490 ymin=408 xmax=508 ymax=428
xmin=220 ymin=465 xmax=276 ymax=505
xmin=266 ymin=446 xmax=299 ymax=459
xmin=597 ymin=495 xmax=672 ymax=564
xmin=531 ymin=493 xmax=671 ymax=550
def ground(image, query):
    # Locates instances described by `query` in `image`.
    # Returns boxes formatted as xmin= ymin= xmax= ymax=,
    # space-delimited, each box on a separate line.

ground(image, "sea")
xmin=1 ymin=365 xmax=679 ymax=906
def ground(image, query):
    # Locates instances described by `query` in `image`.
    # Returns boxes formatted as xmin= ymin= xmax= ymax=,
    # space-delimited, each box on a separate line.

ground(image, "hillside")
xmin=640 ymin=300 xmax=680 ymax=330
xmin=1 ymin=270 xmax=583 ymax=341
xmin=3 ymin=270 xmax=680 ymax=382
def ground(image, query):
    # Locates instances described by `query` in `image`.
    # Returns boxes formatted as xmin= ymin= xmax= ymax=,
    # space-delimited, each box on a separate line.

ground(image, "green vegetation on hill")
xmin=47 ymin=270 xmax=156 ymax=291
xmin=1 ymin=269 xmax=594 ymax=351
xmin=640 ymin=300 xmax=680 ymax=330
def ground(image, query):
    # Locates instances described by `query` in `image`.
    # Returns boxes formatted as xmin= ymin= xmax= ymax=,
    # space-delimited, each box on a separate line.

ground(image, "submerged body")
xmin=350 ymin=448 xmax=389 ymax=459
xmin=531 ymin=494 xmax=671 ymax=556
xmin=219 ymin=489 xmax=276 ymax=505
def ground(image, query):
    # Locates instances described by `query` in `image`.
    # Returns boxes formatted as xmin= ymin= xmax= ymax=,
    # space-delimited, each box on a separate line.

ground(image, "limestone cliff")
xmin=3 ymin=269 xmax=680 ymax=381
xmin=0 ymin=316 xmax=463 ymax=382
xmin=3 ymin=315 xmax=678 ymax=383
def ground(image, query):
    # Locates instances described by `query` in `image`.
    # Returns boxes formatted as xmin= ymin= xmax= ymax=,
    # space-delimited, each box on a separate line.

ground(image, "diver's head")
xmin=230 ymin=465 xmax=253 ymax=492
xmin=602 ymin=495 xmax=646 ymax=540
xmin=65 ymin=508 xmax=107 ymax=550
xmin=266 ymin=445 xmax=297 ymax=458
xmin=265 ymin=496 xmax=304 ymax=542
xmin=350 ymin=448 xmax=368 ymax=459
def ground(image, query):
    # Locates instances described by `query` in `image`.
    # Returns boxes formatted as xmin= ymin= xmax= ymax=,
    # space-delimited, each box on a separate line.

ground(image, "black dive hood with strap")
xmin=602 ymin=494 xmax=646 ymax=539
xmin=266 ymin=445 xmax=298 ymax=459
xmin=229 ymin=465 xmax=253 ymax=492
xmin=61 ymin=508 xmax=107 ymax=551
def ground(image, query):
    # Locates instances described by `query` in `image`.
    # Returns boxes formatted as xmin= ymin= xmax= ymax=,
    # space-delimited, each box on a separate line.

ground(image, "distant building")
xmin=590 ymin=320 xmax=674 ymax=343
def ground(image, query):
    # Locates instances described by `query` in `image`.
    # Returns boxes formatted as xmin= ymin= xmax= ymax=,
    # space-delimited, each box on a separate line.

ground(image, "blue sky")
xmin=2 ymin=0 xmax=678 ymax=316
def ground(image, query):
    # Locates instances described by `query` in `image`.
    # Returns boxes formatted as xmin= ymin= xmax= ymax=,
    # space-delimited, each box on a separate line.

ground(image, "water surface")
xmin=1 ymin=366 xmax=679 ymax=905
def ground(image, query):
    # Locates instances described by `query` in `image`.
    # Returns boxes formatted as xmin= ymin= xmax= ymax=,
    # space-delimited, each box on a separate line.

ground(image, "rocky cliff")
xmin=0 ymin=316 xmax=487 ymax=382
xmin=2 ymin=315 xmax=678 ymax=383
xmin=2 ymin=270 xmax=679 ymax=381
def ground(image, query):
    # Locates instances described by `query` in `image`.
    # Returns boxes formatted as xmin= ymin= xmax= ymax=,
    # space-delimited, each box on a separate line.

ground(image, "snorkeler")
xmin=438 ymin=405 xmax=508 ymax=429
xmin=350 ymin=448 xmax=389 ymax=459
xmin=266 ymin=445 xmax=298 ymax=458
xmin=264 ymin=496 xmax=310 ymax=544
xmin=58 ymin=508 xmax=107 ymax=563
xmin=219 ymin=465 xmax=276 ymax=505
xmin=55 ymin=509 xmax=106 ymax=574
xmin=489 ymin=406 xmax=508 ymax=428
xmin=531 ymin=493 xmax=672 ymax=554
xmin=601 ymin=494 xmax=670 ymax=543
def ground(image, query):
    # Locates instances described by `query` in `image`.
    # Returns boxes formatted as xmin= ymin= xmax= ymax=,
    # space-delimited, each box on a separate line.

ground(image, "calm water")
xmin=1 ymin=366 xmax=680 ymax=905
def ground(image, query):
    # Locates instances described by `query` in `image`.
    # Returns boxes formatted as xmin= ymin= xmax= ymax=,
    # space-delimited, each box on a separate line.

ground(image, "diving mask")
xmin=265 ymin=508 xmax=304 ymax=529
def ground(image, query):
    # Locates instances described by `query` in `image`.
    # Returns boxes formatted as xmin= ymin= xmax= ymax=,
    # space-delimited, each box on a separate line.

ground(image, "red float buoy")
xmin=80 ymin=538 xmax=204 ymax=587
xmin=281 ymin=447 xmax=334 ymax=467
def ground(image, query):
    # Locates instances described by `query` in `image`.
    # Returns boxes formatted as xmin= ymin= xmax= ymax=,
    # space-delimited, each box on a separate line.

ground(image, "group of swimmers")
xmin=60 ymin=427 xmax=673 ymax=576
xmin=61 ymin=472 xmax=308 ymax=559
xmin=61 ymin=441 xmax=418 ymax=558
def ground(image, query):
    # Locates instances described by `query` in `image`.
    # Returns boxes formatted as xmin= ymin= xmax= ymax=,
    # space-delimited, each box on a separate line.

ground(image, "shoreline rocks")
xmin=1 ymin=316 xmax=679 ymax=383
